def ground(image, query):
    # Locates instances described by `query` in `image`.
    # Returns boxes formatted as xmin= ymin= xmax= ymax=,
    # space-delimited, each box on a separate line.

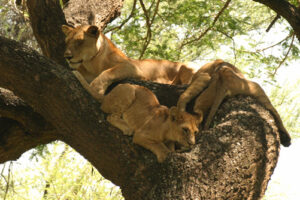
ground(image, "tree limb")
xmin=0 ymin=88 xmax=58 ymax=163
xmin=104 ymin=0 xmax=138 ymax=33
xmin=26 ymin=0 xmax=68 ymax=66
xmin=0 ymin=35 xmax=281 ymax=199
xmin=266 ymin=14 xmax=281 ymax=32
xmin=180 ymin=0 xmax=232 ymax=48
xmin=62 ymin=0 xmax=124 ymax=29
xmin=272 ymin=33 xmax=295 ymax=76
xmin=0 ymin=0 xmax=288 ymax=198
xmin=253 ymin=0 xmax=300 ymax=41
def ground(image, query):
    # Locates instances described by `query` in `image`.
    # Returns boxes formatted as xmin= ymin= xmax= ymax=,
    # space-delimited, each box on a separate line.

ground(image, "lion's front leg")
xmin=72 ymin=71 xmax=104 ymax=102
xmin=177 ymin=73 xmax=211 ymax=112
xmin=90 ymin=64 xmax=144 ymax=96
xmin=165 ymin=141 xmax=175 ymax=152
xmin=107 ymin=114 xmax=133 ymax=136
xmin=133 ymin=133 xmax=171 ymax=163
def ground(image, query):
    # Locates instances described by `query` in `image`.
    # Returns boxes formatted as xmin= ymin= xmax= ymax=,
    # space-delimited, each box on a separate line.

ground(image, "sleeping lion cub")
xmin=62 ymin=24 xmax=195 ymax=101
xmin=99 ymin=83 xmax=200 ymax=163
xmin=177 ymin=59 xmax=291 ymax=147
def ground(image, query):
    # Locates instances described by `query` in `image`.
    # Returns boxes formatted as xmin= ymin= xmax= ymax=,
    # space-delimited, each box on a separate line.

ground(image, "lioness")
xmin=177 ymin=60 xmax=291 ymax=147
xmin=99 ymin=83 xmax=200 ymax=163
xmin=62 ymin=24 xmax=195 ymax=101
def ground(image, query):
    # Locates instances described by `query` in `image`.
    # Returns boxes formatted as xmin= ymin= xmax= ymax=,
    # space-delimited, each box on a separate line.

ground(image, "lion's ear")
xmin=61 ymin=25 xmax=74 ymax=36
xmin=169 ymin=106 xmax=178 ymax=122
xmin=86 ymin=25 xmax=99 ymax=37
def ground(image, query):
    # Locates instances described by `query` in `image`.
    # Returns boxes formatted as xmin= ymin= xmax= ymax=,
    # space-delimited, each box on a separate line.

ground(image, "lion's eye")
xmin=75 ymin=39 xmax=84 ymax=46
xmin=182 ymin=128 xmax=189 ymax=135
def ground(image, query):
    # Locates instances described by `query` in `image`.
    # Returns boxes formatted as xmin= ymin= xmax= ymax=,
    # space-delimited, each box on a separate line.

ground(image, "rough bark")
xmin=63 ymin=0 xmax=124 ymax=30
xmin=26 ymin=0 xmax=68 ymax=66
xmin=0 ymin=88 xmax=58 ymax=163
xmin=0 ymin=0 xmax=293 ymax=199
xmin=0 ymin=35 xmax=280 ymax=200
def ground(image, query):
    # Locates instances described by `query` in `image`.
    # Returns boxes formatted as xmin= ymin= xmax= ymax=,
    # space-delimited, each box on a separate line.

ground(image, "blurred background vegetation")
xmin=0 ymin=0 xmax=299 ymax=199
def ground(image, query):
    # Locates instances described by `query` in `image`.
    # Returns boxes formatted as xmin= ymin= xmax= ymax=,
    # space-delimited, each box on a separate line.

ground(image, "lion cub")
xmin=177 ymin=60 xmax=291 ymax=147
xmin=100 ymin=83 xmax=200 ymax=163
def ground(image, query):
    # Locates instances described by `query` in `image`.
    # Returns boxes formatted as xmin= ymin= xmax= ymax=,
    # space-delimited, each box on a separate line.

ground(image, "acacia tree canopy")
xmin=0 ymin=0 xmax=298 ymax=199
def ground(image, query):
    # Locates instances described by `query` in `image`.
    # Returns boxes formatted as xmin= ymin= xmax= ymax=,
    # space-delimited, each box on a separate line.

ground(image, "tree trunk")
xmin=0 ymin=31 xmax=280 ymax=200
xmin=0 ymin=0 xmax=293 ymax=199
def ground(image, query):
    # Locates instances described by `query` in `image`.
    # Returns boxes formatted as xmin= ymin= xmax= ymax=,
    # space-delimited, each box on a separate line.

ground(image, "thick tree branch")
xmin=63 ymin=0 xmax=124 ymax=29
xmin=253 ymin=0 xmax=300 ymax=41
xmin=0 ymin=0 xmax=287 ymax=199
xmin=0 ymin=88 xmax=53 ymax=132
xmin=0 ymin=88 xmax=58 ymax=163
xmin=0 ymin=35 xmax=281 ymax=200
xmin=26 ymin=0 xmax=68 ymax=66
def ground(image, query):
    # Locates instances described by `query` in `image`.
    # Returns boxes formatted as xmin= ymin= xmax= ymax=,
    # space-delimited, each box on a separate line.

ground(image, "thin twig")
xmin=272 ymin=33 xmax=295 ymax=77
xmin=266 ymin=14 xmax=281 ymax=32
xmin=3 ymin=162 xmax=13 ymax=200
xmin=257 ymin=34 xmax=293 ymax=52
xmin=139 ymin=0 xmax=151 ymax=27
xmin=217 ymin=29 xmax=237 ymax=65
xmin=139 ymin=0 xmax=161 ymax=59
xmin=150 ymin=0 xmax=160 ymax=24
xmin=180 ymin=0 xmax=232 ymax=48
xmin=104 ymin=0 xmax=137 ymax=33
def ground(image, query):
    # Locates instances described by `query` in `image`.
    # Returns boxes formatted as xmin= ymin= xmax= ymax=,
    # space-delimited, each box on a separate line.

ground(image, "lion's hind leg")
xmin=101 ymin=83 xmax=136 ymax=114
xmin=221 ymin=67 xmax=291 ymax=147
xmin=243 ymin=81 xmax=291 ymax=146
xmin=203 ymin=85 xmax=227 ymax=130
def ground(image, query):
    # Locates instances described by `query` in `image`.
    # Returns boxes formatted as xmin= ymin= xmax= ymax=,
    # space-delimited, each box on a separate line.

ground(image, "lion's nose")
xmin=64 ymin=50 xmax=73 ymax=60
xmin=64 ymin=55 xmax=73 ymax=60
xmin=188 ymin=136 xmax=195 ymax=145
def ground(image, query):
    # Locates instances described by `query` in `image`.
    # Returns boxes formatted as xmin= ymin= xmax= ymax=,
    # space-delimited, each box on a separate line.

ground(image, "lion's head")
xmin=168 ymin=106 xmax=201 ymax=148
xmin=61 ymin=25 xmax=103 ymax=70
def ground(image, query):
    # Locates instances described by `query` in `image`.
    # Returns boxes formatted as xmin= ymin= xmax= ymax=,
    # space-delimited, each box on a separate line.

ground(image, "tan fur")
xmin=62 ymin=25 xmax=195 ymax=101
xmin=177 ymin=59 xmax=291 ymax=146
xmin=99 ymin=83 xmax=200 ymax=163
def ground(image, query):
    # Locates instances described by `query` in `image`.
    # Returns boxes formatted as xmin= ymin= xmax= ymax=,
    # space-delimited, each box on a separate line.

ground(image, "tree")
xmin=0 ymin=0 xmax=298 ymax=199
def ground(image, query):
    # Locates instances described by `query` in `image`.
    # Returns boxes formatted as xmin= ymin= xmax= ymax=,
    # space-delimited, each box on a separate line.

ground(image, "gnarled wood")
xmin=0 ymin=88 xmax=58 ymax=163
xmin=63 ymin=0 xmax=124 ymax=29
xmin=0 ymin=36 xmax=280 ymax=199
xmin=1 ymin=0 xmax=294 ymax=199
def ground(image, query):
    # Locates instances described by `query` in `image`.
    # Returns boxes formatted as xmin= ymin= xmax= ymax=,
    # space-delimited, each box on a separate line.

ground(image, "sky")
xmin=264 ymin=138 xmax=300 ymax=199
xmin=0 ymin=8 xmax=300 ymax=198
xmin=262 ymin=60 xmax=300 ymax=199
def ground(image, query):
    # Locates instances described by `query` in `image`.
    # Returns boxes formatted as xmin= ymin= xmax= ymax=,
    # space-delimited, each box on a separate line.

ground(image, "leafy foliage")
xmin=0 ymin=142 xmax=124 ymax=200
xmin=107 ymin=0 xmax=300 ymax=81
xmin=0 ymin=0 xmax=39 ymax=50
xmin=0 ymin=0 xmax=300 ymax=199
xmin=269 ymin=80 xmax=300 ymax=136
